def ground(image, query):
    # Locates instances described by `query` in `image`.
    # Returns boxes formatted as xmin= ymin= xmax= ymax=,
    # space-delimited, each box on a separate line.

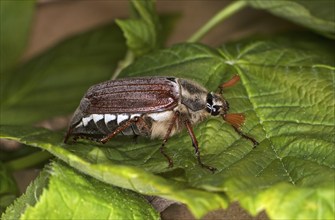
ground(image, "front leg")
xmin=160 ymin=111 xmax=180 ymax=168
xmin=184 ymin=119 xmax=217 ymax=172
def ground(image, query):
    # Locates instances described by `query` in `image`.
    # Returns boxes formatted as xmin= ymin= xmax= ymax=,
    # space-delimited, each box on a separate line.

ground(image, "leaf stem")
xmin=4 ymin=150 xmax=53 ymax=171
xmin=187 ymin=0 xmax=248 ymax=43
xmin=111 ymin=50 xmax=134 ymax=80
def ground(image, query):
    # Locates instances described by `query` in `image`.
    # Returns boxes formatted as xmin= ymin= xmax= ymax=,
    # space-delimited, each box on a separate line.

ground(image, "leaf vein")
xmin=239 ymin=72 xmax=297 ymax=185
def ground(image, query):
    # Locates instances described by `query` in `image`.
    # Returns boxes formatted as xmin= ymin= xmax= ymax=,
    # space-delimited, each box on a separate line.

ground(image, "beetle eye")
xmin=211 ymin=105 xmax=221 ymax=116
xmin=206 ymin=93 xmax=223 ymax=116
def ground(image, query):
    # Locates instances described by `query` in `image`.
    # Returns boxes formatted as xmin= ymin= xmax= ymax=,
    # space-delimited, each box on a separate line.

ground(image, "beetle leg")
xmin=184 ymin=120 xmax=217 ymax=173
xmin=135 ymin=117 xmax=151 ymax=137
xmin=100 ymin=117 xmax=140 ymax=143
xmin=218 ymin=75 xmax=240 ymax=93
xmin=132 ymin=134 xmax=139 ymax=143
xmin=160 ymin=111 xmax=180 ymax=168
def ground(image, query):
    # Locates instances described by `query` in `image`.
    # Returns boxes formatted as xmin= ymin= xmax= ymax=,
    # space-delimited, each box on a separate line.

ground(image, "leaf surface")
xmin=1 ymin=34 xmax=334 ymax=219
xmin=116 ymin=0 xmax=161 ymax=56
xmin=247 ymin=0 xmax=335 ymax=38
xmin=2 ymin=161 xmax=159 ymax=219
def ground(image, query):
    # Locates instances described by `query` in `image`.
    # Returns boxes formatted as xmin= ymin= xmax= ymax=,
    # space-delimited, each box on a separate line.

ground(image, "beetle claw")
xmin=167 ymin=160 xmax=174 ymax=168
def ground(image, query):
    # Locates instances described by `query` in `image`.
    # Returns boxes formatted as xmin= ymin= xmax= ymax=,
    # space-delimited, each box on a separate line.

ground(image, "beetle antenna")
xmin=232 ymin=126 xmax=259 ymax=148
xmin=223 ymin=113 xmax=245 ymax=128
xmin=222 ymin=113 xmax=259 ymax=148
xmin=218 ymin=75 xmax=240 ymax=93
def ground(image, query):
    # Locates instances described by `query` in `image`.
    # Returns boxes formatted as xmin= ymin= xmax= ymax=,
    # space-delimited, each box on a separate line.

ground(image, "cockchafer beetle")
xmin=64 ymin=75 xmax=258 ymax=172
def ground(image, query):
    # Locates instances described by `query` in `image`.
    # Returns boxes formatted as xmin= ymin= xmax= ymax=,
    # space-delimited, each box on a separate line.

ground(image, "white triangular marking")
xmin=92 ymin=114 xmax=104 ymax=123
xmin=82 ymin=115 xmax=93 ymax=126
xmin=75 ymin=121 xmax=83 ymax=128
xmin=117 ymin=114 xmax=129 ymax=124
xmin=104 ymin=114 xmax=116 ymax=124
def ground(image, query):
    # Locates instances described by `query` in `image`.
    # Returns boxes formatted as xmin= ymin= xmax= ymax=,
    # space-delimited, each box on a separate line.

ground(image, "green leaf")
xmin=0 ymin=162 xmax=18 ymax=214
xmin=0 ymin=23 xmax=127 ymax=125
xmin=1 ymin=165 xmax=48 ymax=219
xmin=1 ymin=33 xmax=334 ymax=219
xmin=4 ymin=150 xmax=52 ymax=172
xmin=0 ymin=146 xmax=40 ymax=163
xmin=2 ymin=162 xmax=158 ymax=219
xmin=116 ymin=0 xmax=161 ymax=56
xmin=217 ymin=33 xmax=334 ymax=219
xmin=0 ymin=126 xmax=228 ymax=218
xmin=0 ymin=0 xmax=35 ymax=75
xmin=247 ymin=0 xmax=335 ymax=38
xmin=158 ymin=13 xmax=181 ymax=48
xmin=0 ymin=162 xmax=17 ymax=195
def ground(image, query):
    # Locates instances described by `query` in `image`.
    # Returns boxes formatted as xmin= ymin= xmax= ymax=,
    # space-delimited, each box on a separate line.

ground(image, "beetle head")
xmin=206 ymin=92 xmax=229 ymax=116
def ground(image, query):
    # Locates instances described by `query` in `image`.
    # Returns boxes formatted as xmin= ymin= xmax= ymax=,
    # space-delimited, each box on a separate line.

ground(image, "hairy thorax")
xmin=149 ymin=104 xmax=210 ymax=139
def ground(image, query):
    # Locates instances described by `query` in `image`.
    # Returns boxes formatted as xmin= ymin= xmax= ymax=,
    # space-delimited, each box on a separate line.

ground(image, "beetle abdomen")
xmin=71 ymin=113 xmax=142 ymax=139
xmin=68 ymin=110 xmax=179 ymax=141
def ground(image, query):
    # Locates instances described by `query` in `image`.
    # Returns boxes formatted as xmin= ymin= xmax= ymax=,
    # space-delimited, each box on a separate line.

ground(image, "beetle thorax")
xmin=178 ymin=79 xmax=208 ymax=112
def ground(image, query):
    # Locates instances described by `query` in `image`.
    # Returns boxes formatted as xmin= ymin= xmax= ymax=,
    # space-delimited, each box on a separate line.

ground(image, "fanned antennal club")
xmin=223 ymin=113 xmax=259 ymax=148
xmin=224 ymin=113 xmax=245 ymax=129
xmin=218 ymin=75 xmax=240 ymax=93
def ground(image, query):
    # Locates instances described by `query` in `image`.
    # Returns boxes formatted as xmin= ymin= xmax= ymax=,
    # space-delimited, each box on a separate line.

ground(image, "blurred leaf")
xmin=116 ymin=0 xmax=161 ymax=56
xmin=158 ymin=13 xmax=181 ymax=47
xmin=0 ymin=162 xmax=18 ymax=214
xmin=1 ymin=33 xmax=334 ymax=219
xmin=247 ymin=0 xmax=335 ymax=38
xmin=4 ymin=150 xmax=52 ymax=172
xmin=0 ymin=23 xmax=127 ymax=125
xmin=0 ymin=0 xmax=35 ymax=76
xmin=0 ymin=163 xmax=17 ymax=195
xmin=1 ymin=165 xmax=48 ymax=219
xmin=0 ymin=146 xmax=39 ymax=163
xmin=2 ymin=161 xmax=159 ymax=219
